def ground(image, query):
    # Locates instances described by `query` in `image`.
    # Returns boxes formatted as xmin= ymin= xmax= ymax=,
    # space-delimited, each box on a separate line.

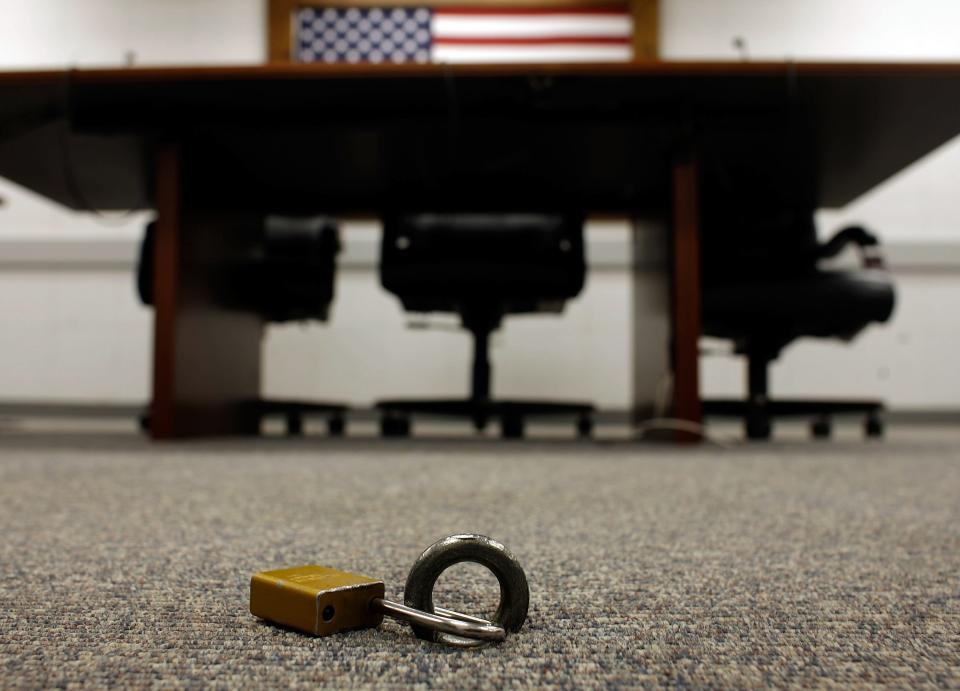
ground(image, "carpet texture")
xmin=1 ymin=434 xmax=958 ymax=688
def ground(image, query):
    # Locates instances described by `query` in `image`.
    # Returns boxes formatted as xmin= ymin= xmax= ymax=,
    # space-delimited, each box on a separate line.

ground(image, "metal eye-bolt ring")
xmin=404 ymin=534 xmax=529 ymax=647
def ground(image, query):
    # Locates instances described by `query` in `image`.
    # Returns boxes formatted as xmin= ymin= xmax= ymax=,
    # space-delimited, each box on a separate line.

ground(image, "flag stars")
xmin=295 ymin=7 xmax=433 ymax=64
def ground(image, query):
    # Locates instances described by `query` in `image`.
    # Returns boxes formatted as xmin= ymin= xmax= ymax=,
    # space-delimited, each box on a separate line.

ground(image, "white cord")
xmin=653 ymin=372 xmax=672 ymax=419
xmin=634 ymin=417 xmax=733 ymax=451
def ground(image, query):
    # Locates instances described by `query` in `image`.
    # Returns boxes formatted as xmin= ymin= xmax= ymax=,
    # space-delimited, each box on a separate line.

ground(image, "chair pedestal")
xmin=377 ymin=213 xmax=593 ymax=439
xmin=377 ymin=319 xmax=593 ymax=439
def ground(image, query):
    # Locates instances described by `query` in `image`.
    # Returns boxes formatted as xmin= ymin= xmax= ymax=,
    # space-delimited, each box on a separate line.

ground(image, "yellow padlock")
xmin=250 ymin=565 xmax=385 ymax=637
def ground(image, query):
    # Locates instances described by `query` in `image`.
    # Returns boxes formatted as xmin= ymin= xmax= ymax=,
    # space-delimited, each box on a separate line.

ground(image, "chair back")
xmin=380 ymin=213 xmax=586 ymax=320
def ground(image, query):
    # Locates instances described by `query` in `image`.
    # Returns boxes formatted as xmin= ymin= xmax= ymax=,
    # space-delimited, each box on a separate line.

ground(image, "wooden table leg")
xmin=150 ymin=142 xmax=263 ymax=439
xmin=670 ymin=155 xmax=703 ymax=441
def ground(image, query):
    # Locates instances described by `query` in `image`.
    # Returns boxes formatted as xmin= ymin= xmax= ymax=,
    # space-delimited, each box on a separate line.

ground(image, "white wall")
xmin=663 ymin=0 xmax=960 ymax=62
xmin=0 ymin=0 xmax=265 ymax=70
xmin=263 ymin=248 xmax=635 ymax=407
xmin=659 ymin=0 xmax=960 ymax=404
xmin=0 ymin=227 xmax=638 ymax=408
xmin=0 ymin=0 xmax=265 ymax=243
xmin=0 ymin=269 xmax=150 ymax=400
xmin=2 ymin=0 xmax=960 ymax=412
xmin=662 ymin=0 xmax=960 ymax=245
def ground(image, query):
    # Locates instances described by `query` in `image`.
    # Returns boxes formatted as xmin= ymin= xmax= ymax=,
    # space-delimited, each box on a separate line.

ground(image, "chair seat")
xmin=703 ymin=269 xmax=895 ymax=345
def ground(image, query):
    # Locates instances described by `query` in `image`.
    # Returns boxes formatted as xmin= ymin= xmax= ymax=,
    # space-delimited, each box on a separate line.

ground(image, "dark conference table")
xmin=2 ymin=61 xmax=960 ymax=440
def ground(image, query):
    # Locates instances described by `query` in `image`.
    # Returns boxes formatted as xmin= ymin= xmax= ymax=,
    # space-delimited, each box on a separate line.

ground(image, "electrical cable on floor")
xmin=633 ymin=417 xmax=733 ymax=451
xmin=647 ymin=372 xmax=733 ymax=450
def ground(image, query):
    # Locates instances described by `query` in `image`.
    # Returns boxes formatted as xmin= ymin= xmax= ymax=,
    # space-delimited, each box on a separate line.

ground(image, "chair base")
xmin=252 ymin=399 xmax=349 ymax=437
xmin=138 ymin=399 xmax=349 ymax=437
xmin=376 ymin=399 xmax=594 ymax=439
xmin=704 ymin=398 xmax=885 ymax=441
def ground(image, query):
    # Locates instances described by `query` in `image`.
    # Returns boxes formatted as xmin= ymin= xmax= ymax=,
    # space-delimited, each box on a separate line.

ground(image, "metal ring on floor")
xmin=403 ymin=534 xmax=529 ymax=648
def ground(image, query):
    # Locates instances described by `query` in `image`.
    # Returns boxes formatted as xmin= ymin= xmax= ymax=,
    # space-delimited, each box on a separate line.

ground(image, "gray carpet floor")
xmin=1 ymin=431 xmax=958 ymax=688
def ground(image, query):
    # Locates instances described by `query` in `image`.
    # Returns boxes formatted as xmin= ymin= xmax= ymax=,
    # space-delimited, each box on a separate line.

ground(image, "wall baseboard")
xmin=2 ymin=237 xmax=959 ymax=273
xmin=2 ymin=401 xmax=959 ymax=426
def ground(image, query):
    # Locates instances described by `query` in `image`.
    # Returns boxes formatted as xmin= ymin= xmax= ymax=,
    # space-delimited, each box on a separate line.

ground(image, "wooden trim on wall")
xmin=630 ymin=0 xmax=658 ymax=61
xmin=269 ymin=0 xmax=298 ymax=63
xmin=268 ymin=0 xmax=659 ymax=63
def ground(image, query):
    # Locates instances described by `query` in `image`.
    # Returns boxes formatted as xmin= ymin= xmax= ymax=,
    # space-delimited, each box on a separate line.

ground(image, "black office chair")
xmin=137 ymin=216 xmax=348 ymax=436
xmin=376 ymin=213 xmax=594 ymax=439
xmin=702 ymin=224 xmax=896 ymax=440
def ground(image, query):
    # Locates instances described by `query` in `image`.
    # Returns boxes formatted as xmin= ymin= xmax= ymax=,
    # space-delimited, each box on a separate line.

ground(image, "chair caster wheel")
xmin=285 ymin=412 xmax=304 ymax=437
xmin=811 ymin=416 xmax=832 ymax=439
xmin=576 ymin=414 xmax=593 ymax=439
xmin=865 ymin=414 xmax=884 ymax=439
xmin=327 ymin=415 xmax=346 ymax=437
xmin=138 ymin=412 xmax=151 ymax=434
xmin=381 ymin=414 xmax=410 ymax=438
xmin=501 ymin=416 xmax=525 ymax=439
xmin=745 ymin=416 xmax=771 ymax=440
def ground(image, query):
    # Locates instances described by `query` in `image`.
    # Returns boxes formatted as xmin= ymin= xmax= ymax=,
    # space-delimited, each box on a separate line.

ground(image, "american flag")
xmin=294 ymin=5 xmax=634 ymax=64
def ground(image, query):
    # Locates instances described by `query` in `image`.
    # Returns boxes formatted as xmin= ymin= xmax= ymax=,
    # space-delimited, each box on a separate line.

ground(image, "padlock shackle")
xmin=370 ymin=598 xmax=506 ymax=642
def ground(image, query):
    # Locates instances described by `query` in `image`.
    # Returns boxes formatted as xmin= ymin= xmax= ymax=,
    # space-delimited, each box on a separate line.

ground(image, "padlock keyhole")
xmin=322 ymin=605 xmax=336 ymax=622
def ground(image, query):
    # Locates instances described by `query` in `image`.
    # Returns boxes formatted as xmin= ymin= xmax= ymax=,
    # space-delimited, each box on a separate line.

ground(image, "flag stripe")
xmin=433 ymin=5 xmax=630 ymax=16
xmin=432 ymin=15 xmax=632 ymax=39
xmin=433 ymin=36 xmax=631 ymax=46
xmin=432 ymin=44 xmax=633 ymax=63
